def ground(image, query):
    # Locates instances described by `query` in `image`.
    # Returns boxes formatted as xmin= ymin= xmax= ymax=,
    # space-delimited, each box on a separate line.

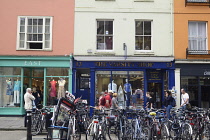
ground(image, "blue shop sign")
xmin=74 ymin=61 xmax=174 ymax=69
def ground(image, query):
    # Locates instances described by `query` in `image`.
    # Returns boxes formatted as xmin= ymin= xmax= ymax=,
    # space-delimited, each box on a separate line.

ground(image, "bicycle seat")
xmin=149 ymin=112 xmax=156 ymax=116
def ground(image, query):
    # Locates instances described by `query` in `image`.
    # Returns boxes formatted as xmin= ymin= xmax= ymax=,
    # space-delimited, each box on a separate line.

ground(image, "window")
xmin=17 ymin=16 xmax=52 ymax=50
xmin=188 ymin=21 xmax=207 ymax=52
xmin=135 ymin=20 xmax=152 ymax=50
xmin=96 ymin=20 xmax=113 ymax=50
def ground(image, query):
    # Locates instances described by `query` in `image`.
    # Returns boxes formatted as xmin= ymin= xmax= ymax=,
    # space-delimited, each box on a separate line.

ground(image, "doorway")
xmin=147 ymin=83 xmax=162 ymax=108
xmin=23 ymin=68 xmax=44 ymax=104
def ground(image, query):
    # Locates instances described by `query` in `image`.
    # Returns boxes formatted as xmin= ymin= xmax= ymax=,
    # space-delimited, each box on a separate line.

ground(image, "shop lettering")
xmin=24 ymin=61 xmax=41 ymax=66
xmin=95 ymin=62 xmax=153 ymax=68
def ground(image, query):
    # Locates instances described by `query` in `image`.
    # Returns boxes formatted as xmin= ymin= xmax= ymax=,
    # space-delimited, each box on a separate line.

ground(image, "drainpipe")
xmin=171 ymin=0 xmax=174 ymax=57
xmin=69 ymin=54 xmax=73 ymax=94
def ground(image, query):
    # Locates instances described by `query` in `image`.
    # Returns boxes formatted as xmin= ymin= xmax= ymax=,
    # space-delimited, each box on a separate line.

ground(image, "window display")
xmin=0 ymin=67 xmax=21 ymax=107
xmin=95 ymin=71 xmax=144 ymax=109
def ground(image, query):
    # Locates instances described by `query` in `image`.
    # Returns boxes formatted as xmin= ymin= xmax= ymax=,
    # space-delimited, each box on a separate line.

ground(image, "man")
xmin=180 ymin=88 xmax=189 ymax=110
xmin=24 ymin=88 xmax=35 ymax=110
xmin=24 ymin=88 xmax=35 ymax=127
xmin=105 ymin=90 xmax=113 ymax=108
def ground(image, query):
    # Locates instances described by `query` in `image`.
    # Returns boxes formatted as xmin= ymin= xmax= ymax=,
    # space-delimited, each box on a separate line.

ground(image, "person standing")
xmin=146 ymin=92 xmax=155 ymax=110
xmin=24 ymin=88 xmax=35 ymax=127
xmin=180 ymin=88 xmax=189 ymax=110
xmin=110 ymin=93 xmax=119 ymax=115
xmin=164 ymin=91 xmax=173 ymax=119
xmin=105 ymin=90 xmax=113 ymax=108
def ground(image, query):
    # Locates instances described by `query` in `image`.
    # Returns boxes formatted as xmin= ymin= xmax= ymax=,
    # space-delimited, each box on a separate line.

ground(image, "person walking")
xmin=24 ymin=88 xmax=35 ymax=127
xmin=180 ymin=88 xmax=189 ymax=110
xmin=110 ymin=93 xmax=119 ymax=115
xmin=164 ymin=90 xmax=173 ymax=119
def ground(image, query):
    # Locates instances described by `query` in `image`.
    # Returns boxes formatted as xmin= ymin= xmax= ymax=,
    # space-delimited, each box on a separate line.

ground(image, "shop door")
xmin=147 ymin=83 xmax=162 ymax=108
xmin=201 ymin=86 xmax=210 ymax=108
xmin=24 ymin=68 xmax=44 ymax=105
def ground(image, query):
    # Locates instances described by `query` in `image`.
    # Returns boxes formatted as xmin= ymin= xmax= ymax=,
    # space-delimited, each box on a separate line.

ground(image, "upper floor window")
xmin=135 ymin=20 xmax=152 ymax=51
xmin=96 ymin=20 xmax=113 ymax=50
xmin=17 ymin=16 xmax=52 ymax=50
xmin=188 ymin=21 xmax=207 ymax=51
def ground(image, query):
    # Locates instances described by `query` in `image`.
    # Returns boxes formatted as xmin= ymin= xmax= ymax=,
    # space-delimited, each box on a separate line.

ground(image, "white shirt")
xmin=24 ymin=92 xmax=35 ymax=110
xmin=181 ymin=93 xmax=189 ymax=105
xmin=108 ymin=82 xmax=117 ymax=93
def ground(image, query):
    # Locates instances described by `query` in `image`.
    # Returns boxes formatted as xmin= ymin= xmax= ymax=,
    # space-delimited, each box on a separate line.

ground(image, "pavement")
xmin=0 ymin=116 xmax=26 ymax=131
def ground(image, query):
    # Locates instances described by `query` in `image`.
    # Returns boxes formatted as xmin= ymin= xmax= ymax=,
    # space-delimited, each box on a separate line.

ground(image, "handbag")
xmin=186 ymin=103 xmax=192 ymax=110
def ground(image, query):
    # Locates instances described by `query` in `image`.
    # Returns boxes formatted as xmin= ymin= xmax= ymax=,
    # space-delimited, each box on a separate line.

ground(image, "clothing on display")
xmin=117 ymin=85 xmax=124 ymax=101
xmin=108 ymin=80 xmax=117 ymax=93
xmin=124 ymin=79 xmax=132 ymax=107
xmin=57 ymin=78 xmax=66 ymax=99
xmin=6 ymin=79 xmax=13 ymax=95
xmin=14 ymin=80 xmax=21 ymax=104
xmin=50 ymin=80 xmax=57 ymax=97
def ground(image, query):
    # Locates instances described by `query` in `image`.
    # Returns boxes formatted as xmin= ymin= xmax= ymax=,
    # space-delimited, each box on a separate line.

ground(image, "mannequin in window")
xmin=6 ymin=78 xmax=13 ymax=105
xmin=108 ymin=80 xmax=117 ymax=93
xmin=57 ymin=78 xmax=66 ymax=99
xmin=124 ymin=79 xmax=132 ymax=108
xmin=14 ymin=78 xmax=21 ymax=105
xmin=50 ymin=79 xmax=57 ymax=104
xmin=117 ymin=84 xmax=124 ymax=107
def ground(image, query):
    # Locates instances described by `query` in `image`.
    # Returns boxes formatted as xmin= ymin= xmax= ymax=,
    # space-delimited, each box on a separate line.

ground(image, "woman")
xmin=146 ymin=92 xmax=155 ymax=110
xmin=164 ymin=90 xmax=173 ymax=119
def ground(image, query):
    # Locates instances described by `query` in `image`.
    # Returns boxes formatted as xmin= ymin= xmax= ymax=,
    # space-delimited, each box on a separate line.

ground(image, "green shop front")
xmin=0 ymin=56 xmax=72 ymax=116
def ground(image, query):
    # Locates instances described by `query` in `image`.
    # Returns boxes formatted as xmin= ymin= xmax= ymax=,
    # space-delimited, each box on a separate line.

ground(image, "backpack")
xmin=100 ymin=95 xmax=106 ymax=106
xmin=171 ymin=97 xmax=176 ymax=107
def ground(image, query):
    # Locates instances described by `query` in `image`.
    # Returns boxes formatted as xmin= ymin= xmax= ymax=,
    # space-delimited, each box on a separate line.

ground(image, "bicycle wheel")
xmin=68 ymin=123 xmax=81 ymax=140
xmin=142 ymin=127 xmax=151 ymax=140
xmin=160 ymin=124 xmax=170 ymax=140
xmin=181 ymin=123 xmax=193 ymax=140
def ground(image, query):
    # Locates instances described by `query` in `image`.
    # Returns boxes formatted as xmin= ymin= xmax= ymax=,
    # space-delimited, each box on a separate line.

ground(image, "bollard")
xmin=26 ymin=109 xmax=32 ymax=140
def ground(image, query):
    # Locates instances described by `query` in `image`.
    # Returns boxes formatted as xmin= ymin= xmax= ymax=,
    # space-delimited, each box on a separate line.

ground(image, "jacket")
xmin=24 ymin=92 xmax=35 ymax=110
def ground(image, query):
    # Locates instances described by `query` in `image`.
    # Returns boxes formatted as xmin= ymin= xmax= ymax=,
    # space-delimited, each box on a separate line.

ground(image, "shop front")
xmin=0 ymin=56 xmax=72 ymax=116
xmin=176 ymin=63 xmax=210 ymax=108
xmin=72 ymin=60 xmax=175 ymax=109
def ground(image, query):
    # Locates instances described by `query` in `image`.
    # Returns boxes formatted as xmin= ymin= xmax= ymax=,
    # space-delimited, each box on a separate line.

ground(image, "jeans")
xmin=166 ymin=105 xmax=172 ymax=119
xmin=126 ymin=92 xmax=131 ymax=108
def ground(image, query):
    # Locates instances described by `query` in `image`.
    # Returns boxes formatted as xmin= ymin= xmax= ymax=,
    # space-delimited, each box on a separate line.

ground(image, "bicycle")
xmin=31 ymin=106 xmax=51 ymax=136
xmin=148 ymin=109 xmax=170 ymax=140
xmin=86 ymin=106 xmax=109 ymax=140
xmin=168 ymin=108 xmax=193 ymax=140
xmin=131 ymin=109 xmax=151 ymax=140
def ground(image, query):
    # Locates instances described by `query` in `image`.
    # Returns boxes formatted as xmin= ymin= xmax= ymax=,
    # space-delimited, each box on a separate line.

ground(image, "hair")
xmin=166 ymin=90 xmax=172 ymax=96
xmin=113 ymin=93 xmax=117 ymax=97
xmin=181 ymin=88 xmax=185 ymax=91
xmin=26 ymin=88 xmax=31 ymax=92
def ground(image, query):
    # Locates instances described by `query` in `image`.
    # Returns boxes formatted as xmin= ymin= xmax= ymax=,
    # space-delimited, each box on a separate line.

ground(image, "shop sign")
xmin=148 ymin=71 xmax=161 ymax=81
xmin=204 ymin=71 xmax=210 ymax=75
xmin=24 ymin=61 xmax=41 ymax=66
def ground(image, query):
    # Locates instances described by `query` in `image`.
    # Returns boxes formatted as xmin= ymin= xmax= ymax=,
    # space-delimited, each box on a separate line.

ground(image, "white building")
xmin=73 ymin=0 xmax=175 ymax=108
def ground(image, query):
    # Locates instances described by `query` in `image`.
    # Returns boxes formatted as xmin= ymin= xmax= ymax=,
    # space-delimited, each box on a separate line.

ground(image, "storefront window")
xmin=0 ymin=67 xmax=21 ymax=108
xmin=181 ymin=76 xmax=199 ymax=107
xmin=46 ymin=68 xmax=69 ymax=106
xmin=95 ymin=71 xmax=144 ymax=108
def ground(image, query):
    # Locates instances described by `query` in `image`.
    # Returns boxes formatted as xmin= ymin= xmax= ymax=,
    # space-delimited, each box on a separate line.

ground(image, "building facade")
xmin=74 ymin=0 xmax=175 ymax=108
xmin=0 ymin=0 xmax=74 ymax=115
xmin=174 ymin=0 xmax=210 ymax=108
